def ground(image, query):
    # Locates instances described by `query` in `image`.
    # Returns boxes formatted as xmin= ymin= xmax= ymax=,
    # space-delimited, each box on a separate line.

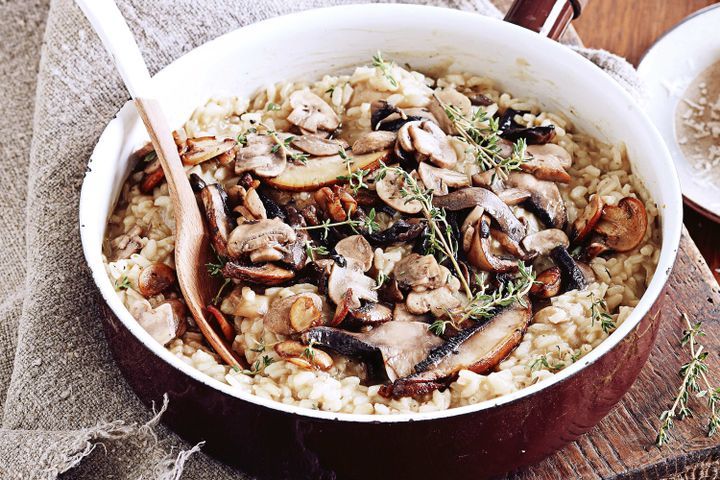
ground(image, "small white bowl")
xmin=638 ymin=4 xmax=720 ymax=221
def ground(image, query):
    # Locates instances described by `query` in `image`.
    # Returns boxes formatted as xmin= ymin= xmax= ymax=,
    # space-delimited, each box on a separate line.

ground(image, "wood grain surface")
xmin=491 ymin=1 xmax=720 ymax=478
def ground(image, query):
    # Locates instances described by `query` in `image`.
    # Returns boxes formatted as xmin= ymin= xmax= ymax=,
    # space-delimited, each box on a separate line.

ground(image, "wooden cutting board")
xmin=489 ymin=2 xmax=720 ymax=478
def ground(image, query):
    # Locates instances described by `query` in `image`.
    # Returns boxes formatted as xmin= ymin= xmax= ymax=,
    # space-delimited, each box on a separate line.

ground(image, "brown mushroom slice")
xmin=181 ymin=136 xmax=237 ymax=166
xmin=226 ymin=218 xmax=296 ymax=259
xmin=520 ymin=229 xmax=569 ymax=257
xmin=594 ymin=197 xmax=648 ymax=252
xmin=287 ymin=90 xmax=340 ymax=133
xmin=302 ymin=321 xmax=444 ymax=382
xmin=140 ymin=159 xmax=165 ymax=194
xmin=351 ymin=131 xmax=397 ymax=155
xmin=222 ymin=262 xmax=295 ymax=286
xmin=381 ymin=300 xmax=532 ymax=398
xmin=428 ymin=88 xmax=473 ymax=134
xmin=314 ymin=185 xmax=357 ymax=222
xmin=466 ymin=216 xmax=519 ymax=273
xmin=417 ymin=162 xmax=470 ymax=196
xmin=137 ymin=301 xmax=187 ymax=346
xmin=365 ymin=218 xmax=427 ymax=246
xmin=345 ymin=302 xmax=394 ymax=328
xmin=505 ymin=172 xmax=567 ymax=230
xmin=327 ymin=263 xmax=378 ymax=305
xmin=433 ymin=187 xmax=525 ymax=242
xmin=335 ymin=235 xmax=374 ymax=272
xmin=409 ymin=121 xmax=458 ymax=168
xmin=530 ymin=267 xmax=562 ymax=298
xmin=263 ymin=293 xmax=326 ymax=335
xmin=265 ymin=150 xmax=389 ymax=192
xmin=198 ymin=183 xmax=234 ymax=257
xmin=111 ymin=225 xmax=143 ymax=260
xmin=521 ymin=144 xmax=572 ymax=183
xmin=206 ymin=304 xmax=235 ymax=342
xmin=393 ymin=253 xmax=441 ymax=291
xmin=235 ymin=134 xmax=287 ymax=178
xmin=393 ymin=303 xmax=431 ymax=323
xmin=491 ymin=228 xmax=531 ymax=261
xmin=249 ymin=246 xmax=285 ymax=263
xmin=375 ymin=167 xmax=423 ymax=214
xmin=291 ymin=135 xmax=344 ymax=156
xmin=138 ymin=263 xmax=176 ymax=298
xmin=406 ymin=286 xmax=461 ymax=316
xmin=571 ymin=195 xmax=605 ymax=243
xmin=497 ymin=188 xmax=532 ymax=206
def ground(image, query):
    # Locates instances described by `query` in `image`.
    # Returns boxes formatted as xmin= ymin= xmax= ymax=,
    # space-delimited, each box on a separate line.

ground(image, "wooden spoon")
xmin=76 ymin=0 xmax=243 ymax=370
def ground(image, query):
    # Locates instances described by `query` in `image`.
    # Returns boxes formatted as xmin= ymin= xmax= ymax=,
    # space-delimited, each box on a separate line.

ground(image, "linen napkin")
xmin=0 ymin=0 xmax=638 ymax=478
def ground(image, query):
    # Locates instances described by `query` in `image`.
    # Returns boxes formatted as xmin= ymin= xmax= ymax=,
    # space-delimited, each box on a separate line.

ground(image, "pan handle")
xmin=504 ymin=0 xmax=587 ymax=40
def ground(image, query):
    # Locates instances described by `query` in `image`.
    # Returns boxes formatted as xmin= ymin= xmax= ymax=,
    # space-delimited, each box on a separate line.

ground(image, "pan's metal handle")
xmin=504 ymin=0 xmax=587 ymax=40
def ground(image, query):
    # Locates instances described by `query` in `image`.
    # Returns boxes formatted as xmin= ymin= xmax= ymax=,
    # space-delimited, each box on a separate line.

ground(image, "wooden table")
xmin=493 ymin=1 xmax=720 ymax=478
xmin=575 ymin=0 xmax=720 ymax=285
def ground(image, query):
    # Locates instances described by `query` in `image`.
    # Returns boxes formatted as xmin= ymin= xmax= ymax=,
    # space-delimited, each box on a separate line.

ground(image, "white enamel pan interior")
xmin=80 ymin=4 xmax=682 ymax=423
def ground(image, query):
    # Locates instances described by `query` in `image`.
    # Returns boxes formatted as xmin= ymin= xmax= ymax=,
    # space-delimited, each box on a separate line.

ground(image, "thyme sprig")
xmin=206 ymin=251 xmax=231 ymax=305
xmin=372 ymin=51 xmax=398 ymax=88
xmin=656 ymin=314 xmax=720 ymax=446
xmin=376 ymin=163 xmax=472 ymax=299
xmin=435 ymin=94 xmax=527 ymax=180
xmin=299 ymin=208 xmax=380 ymax=240
xmin=304 ymin=239 xmax=329 ymax=261
xmin=240 ymin=354 xmax=274 ymax=376
xmin=588 ymin=293 xmax=616 ymax=334
xmin=115 ymin=275 xmax=131 ymax=291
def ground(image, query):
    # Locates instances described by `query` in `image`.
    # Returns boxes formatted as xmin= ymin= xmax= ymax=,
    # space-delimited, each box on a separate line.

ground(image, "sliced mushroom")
xmin=327 ymin=263 xmax=378 ymax=305
xmin=137 ymin=301 xmax=187 ymax=346
xmin=206 ymin=304 xmax=235 ymax=342
xmin=520 ymin=144 xmax=572 ymax=183
xmin=393 ymin=303 xmax=431 ymax=323
xmin=530 ymin=267 xmax=562 ymax=298
xmin=406 ymin=285 xmax=461 ymax=316
xmin=140 ymin=159 xmax=165 ymax=194
xmin=417 ymin=162 xmax=470 ymax=196
xmin=138 ymin=263 xmax=176 ymax=297
xmin=181 ymin=136 xmax=237 ymax=166
xmin=249 ymin=245 xmax=285 ymax=263
xmin=406 ymin=121 xmax=458 ymax=168
xmin=393 ymin=253 xmax=441 ymax=291
xmin=466 ymin=216 xmax=519 ymax=273
xmin=351 ymin=131 xmax=397 ymax=155
xmin=287 ymin=90 xmax=340 ymax=133
xmin=428 ymin=88 xmax=472 ymax=135
xmin=370 ymin=101 xmax=431 ymax=132
xmin=571 ymin=195 xmax=605 ymax=243
xmin=232 ymin=186 xmax=267 ymax=221
xmin=375 ymin=168 xmax=423 ymax=214
xmin=381 ymin=299 xmax=532 ymax=398
xmin=505 ymin=172 xmax=567 ymax=230
xmin=274 ymin=340 xmax=333 ymax=371
xmin=198 ymin=182 xmax=234 ymax=257
xmin=111 ymin=225 xmax=143 ymax=260
xmin=314 ymin=185 xmax=357 ymax=222
xmin=498 ymin=109 xmax=556 ymax=145
xmin=549 ymin=246 xmax=587 ymax=292
xmin=497 ymin=188 xmax=532 ymax=206
xmin=226 ymin=218 xmax=296 ymax=259
xmin=433 ymin=187 xmax=525 ymax=242
xmin=520 ymin=229 xmax=569 ymax=257
xmin=335 ymin=235 xmax=373 ymax=272
xmin=365 ymin=218 xmax=426 ymax=246
xmin=593 ymin=197 xmax=648 ymax=252
xmin=291 ymin=135 xmax=344 ymax=156
xmin=235 ymin=134 xmax=287 ymax=178
xmin=344 ymin=302 xmax=394 ymax=328
xmin=302 ymin=321 xmax=443 ymax=382
xmin=265 ymin=150 xmax=389 ymax=192
xmin=222 ymin=262 xmax=295 ymax=286
xmin=263 ymin=293 xmax=326 ymax=335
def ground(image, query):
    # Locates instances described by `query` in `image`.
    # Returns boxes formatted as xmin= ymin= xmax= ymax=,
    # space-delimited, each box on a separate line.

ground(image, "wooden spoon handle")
xmin=134 ymin=98 xmax=244 ymax=371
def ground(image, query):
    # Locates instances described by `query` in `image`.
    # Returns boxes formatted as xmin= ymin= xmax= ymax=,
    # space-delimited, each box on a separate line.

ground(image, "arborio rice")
xmin=104 ymin=57 xmax=660 ymax=415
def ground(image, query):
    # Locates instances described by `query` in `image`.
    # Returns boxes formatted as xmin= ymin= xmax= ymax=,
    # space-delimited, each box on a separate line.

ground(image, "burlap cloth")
xmin=0 ymin=0 xmax=639 ymax=478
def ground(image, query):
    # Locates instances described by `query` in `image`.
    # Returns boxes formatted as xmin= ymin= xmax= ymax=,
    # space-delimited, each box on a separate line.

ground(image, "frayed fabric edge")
xmin=38 ymin=394 xmax=204 ymax=480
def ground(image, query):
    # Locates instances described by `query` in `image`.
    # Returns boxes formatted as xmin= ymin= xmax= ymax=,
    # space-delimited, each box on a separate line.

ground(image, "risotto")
xmin=104 ymin=54 xmax=660 ymax=414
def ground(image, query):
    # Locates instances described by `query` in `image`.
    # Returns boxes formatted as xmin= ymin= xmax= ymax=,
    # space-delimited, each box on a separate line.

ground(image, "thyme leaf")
xmin=372 ymin=51 xmax=398 ymax=88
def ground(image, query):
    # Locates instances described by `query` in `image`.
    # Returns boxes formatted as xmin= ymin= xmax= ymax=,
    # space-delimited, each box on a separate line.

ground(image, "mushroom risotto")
xmin=104 ymin=54 xmax=660 ymax=414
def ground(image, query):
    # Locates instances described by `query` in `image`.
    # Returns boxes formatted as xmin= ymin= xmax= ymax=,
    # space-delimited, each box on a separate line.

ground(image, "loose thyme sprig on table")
xmin=656 ymin=313 xmax=720 ymax=446
xmin=434 ymin=94 xmax=528 ymax=180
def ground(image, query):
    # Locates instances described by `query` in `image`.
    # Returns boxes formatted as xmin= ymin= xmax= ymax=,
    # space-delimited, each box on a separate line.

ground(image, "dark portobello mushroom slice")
xmin=380 ymin=299 xmax=532 ymax=398
xmin=302 ymin=321 xmax=443 ymax=383
xmin=191 ymin=174 xmax=234 ymax=258
xmin=549 ymin=246 xmax=588 ymax=292
xmin=505 ymin=172 xmax=568 ymax=230
xmin=222 ymin=262 xmax=295 ymax=286
xmin=498 ymin=108 xmax=556 ymax=145
xmin=365 ymin=218 xmax=427 ymax=247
